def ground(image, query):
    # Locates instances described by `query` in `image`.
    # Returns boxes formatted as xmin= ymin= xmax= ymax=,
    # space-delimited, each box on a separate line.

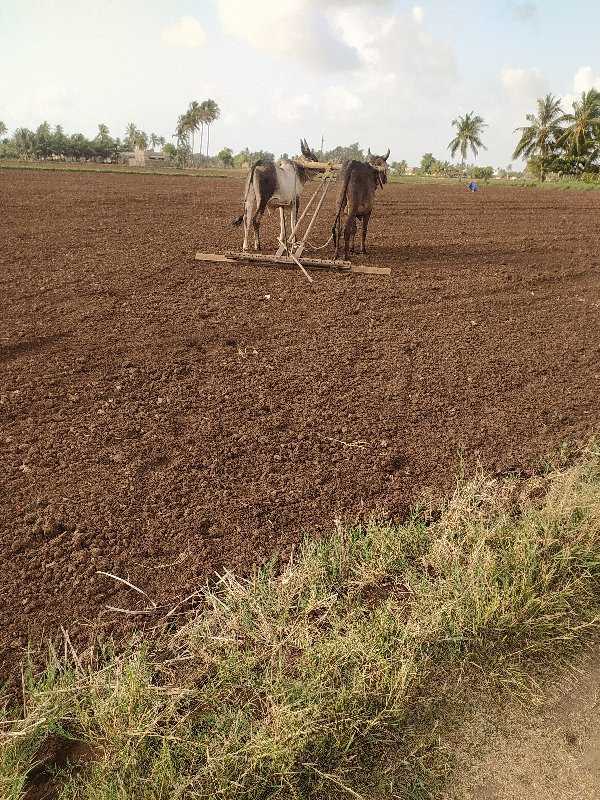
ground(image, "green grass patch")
xmin=492 ymin=178 xmax=600 ymax=191
xmin=1 ymin=444 xmax=599 ymax=799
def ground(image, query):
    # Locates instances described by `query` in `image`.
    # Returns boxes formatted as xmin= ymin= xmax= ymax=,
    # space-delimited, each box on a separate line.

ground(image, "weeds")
xmin=1 ymin=444 xmax=599 ymax=799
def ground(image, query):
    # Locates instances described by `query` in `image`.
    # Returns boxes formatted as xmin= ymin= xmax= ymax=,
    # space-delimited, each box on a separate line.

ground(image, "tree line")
xmin=0 ymin=98 xmax=224 ymax=165
xmin=513 ymin=89 xmax=600 ymax=181
xmin=440 ymin=91 xmax=600 ymax=181
xmin=0 ymin=121 xmax=167 ymax=162
xmin=1 ymin=88 xmax=599 ymax=179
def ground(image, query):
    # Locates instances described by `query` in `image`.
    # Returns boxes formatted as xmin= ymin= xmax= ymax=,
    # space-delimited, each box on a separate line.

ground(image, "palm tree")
xmin=149 ymin=133 xmax=160 ymax=151
xmin=448 ymin=111 xmax=487 ymax=175
xmin=558 ymin=88 xmax=600 ymax=171
xmin=35 ymin=121 xmax=52 ymax=159
xmin=124 ymin=122 xmax=139 ymax=151
xmin=95 ymin=123 xmax=115 ymax=161
xmin=187 ymin=101 xmax=202 ymax=157
xmin=52 ymin=125 xmax=67 ymax=159
xmin=174 ymin=114 xmax=192 ymax=167
xmin=202 ymin=99 xmax=220 ymax=157
xmin=512 ymin=94 xmax=564 ymax=182
xmin=13 ymin=128 xmax=36 ymax=160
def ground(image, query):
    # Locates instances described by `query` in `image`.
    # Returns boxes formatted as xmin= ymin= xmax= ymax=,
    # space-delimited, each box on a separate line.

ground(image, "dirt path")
xmin=447 ymin=648 xmax=600 ymax=799
xmin=1 ymin=171 xmax=599 ymax=681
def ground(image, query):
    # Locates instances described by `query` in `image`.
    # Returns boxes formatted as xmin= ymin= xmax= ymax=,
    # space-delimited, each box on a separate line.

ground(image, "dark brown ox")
xmin=233 ymin=139 xmax=318 ymax=252
xmin=332 ymin=148 xmax=390 ymax=261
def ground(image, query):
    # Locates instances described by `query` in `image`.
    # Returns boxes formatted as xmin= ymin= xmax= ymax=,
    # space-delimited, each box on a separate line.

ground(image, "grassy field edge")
xmin=1 ymin=442 xmax=599 ymax=799
xmin=2 ymin=161 xmax=600 ymax=190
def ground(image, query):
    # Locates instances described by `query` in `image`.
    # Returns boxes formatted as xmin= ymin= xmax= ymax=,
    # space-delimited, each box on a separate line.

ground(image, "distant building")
xmin=118 ymin=147 xmax=171 ymax=167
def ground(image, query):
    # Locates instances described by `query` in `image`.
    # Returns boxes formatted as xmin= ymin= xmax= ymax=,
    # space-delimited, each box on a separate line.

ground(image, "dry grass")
xmin=1 ymin=443 xmax=599 ymax=799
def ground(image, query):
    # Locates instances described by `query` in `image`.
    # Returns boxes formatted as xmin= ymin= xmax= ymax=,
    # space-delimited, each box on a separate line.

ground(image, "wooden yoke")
xmin=290 ymin=158 xmax=388 ymax=174
xmin=290 ymin=158 xmax=342 ymax=172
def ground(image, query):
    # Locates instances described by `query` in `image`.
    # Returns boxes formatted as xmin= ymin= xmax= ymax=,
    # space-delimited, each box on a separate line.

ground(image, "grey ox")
xmin=332 ymin=148 xmax=390 ymax=261
xmin=233 ymin=140 xmax=318 ymax=252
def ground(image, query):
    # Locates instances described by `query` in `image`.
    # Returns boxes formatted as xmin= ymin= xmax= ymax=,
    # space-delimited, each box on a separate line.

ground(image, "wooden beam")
xmin=194 ymin=252 xmax=391 ymax=276
xmin=223 ymin=251 xmax=352 ymax=268
xmin=290 ymin=158 xmax=388 ymax=174
xmin=290 ymin=159 xmax=342 ymax=171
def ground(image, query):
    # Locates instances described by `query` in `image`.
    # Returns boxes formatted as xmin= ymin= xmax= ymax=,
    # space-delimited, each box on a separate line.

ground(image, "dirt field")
xmin=1 ymin=169 xmax=599 ymax=680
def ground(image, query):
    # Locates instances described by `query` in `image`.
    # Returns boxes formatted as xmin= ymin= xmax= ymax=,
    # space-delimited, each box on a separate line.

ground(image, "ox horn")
xmin=367 ymin=147 xmax=372 ymax=158
xmin=383 ymin=148 xmax=390 ymax=161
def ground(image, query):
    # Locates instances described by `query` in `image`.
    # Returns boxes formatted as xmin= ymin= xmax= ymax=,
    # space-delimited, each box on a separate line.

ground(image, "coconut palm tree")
xmin=448 ymin=111 xmax=488 ymax=175
xmin=187 ymin=100 xmax=202 ymax=158
xmin=35 ymin=121 xmax=52 ymax=159
xmin=174 ymin=114 xmax=192 ymax=167
xmin=512 ymin=94 xmax=564 ymax=182
xmin=95 ymin=123 xmax=115 ymax=161
xmin=557 ymin=88 xmax=600 ymax=171
xmin=202 ymin=99 xmax=220 ymax=157
xmin=124 ymin=122 xmax=139 ymax=150
xmin=13 ymin=128 xmax=36 ymax=160
xmin=52 ymin=125 xmax=68 ymax=159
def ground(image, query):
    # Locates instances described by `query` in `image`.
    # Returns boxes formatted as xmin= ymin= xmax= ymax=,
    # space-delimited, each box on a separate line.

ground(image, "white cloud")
xmin=332 ymin=5 xmax=456 ymax=98
xmin=560 ymin=67 xmax=600 ymax=112
xmin=162 ymin=16 xmax=206 ymax=48
xmin=322 ymin=85 xmax=361 ymax=118
xmin=499 ymin=66 xmax=547 ymax=105
xmin=572 ymin=65 xmax=600 ymax=94
xmin=272 ymin=91 xmax=312 ymax=123
xmin=215 ymin=0 xmax=360 ymax=71
xmin=412 ymin=5 xmax=424 ymax=25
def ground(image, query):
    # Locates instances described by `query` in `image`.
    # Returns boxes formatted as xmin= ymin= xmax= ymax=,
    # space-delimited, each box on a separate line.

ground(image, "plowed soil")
xmin=1 ymin=169 xmax=599 ymax=681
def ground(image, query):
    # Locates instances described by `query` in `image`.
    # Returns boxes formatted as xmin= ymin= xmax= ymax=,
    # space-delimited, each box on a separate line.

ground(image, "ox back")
xmin=332 ymin=160 xmax=380 ymax=261
xmin=233 ymin=139 xmax=317 ymax=253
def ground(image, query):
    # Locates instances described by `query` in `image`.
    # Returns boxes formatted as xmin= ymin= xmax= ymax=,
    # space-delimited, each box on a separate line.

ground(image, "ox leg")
xmin=242 ymin=212 xmax=250 ymax=252
xmin=278 ymin=207 xmax=286 ymax=252
xmin=290 ymin=198 xmax=299 ymax=247
xmin=242 ymin=189 xmax=255 ymax=252
xmin=333 ymin=216 xmax=341 ymax=259
xmin=360 ymin=210 xmax=371 ymax=254
xmin=345 ymin=217 xmax=357 ymax=260
xmin=251 ymin=190 xmax=272 ymax=252
xmin=251 ymin=210 xmax=263 ymax=251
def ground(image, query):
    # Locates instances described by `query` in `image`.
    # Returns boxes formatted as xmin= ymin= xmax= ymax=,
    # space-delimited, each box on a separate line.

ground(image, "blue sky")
xmin=1 ymin=0 xmax=599 ymax=166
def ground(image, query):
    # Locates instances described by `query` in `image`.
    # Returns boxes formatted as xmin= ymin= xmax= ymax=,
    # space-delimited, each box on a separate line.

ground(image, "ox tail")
xmin=232 ymin=162 xmax=259 ymax=226
xmin=332 ymin=161 xmax=356 ymax=250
